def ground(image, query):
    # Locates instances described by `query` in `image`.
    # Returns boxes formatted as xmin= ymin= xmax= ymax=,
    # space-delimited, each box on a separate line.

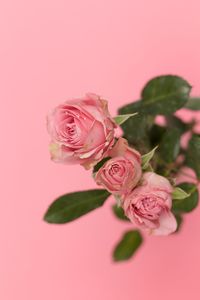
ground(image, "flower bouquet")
xmin=44 ymin=75 xmax=199 ymax=261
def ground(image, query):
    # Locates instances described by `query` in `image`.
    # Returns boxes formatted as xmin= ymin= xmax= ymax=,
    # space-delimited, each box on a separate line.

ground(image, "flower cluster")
xmin=47 ymin=93 xmax=177 ymax=235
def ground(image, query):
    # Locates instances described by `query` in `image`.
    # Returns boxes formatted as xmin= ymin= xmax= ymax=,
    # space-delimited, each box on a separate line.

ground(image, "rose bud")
xmin=123 ymin=172 xmax=177 ymax=236
xmin=95 ymin=138 xmax=142 ymax=195
xmin=47 ymin=93 xmax=116 ymax=169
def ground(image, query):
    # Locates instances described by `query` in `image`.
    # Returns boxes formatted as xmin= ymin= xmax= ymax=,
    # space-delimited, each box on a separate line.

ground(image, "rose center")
xmin=111 ymin=164 xmax=119 ymax=173
xmin=59 ymin=114 xmax=78 ymax=140
xmin=133 ymin=196 xmax=162 ymax=220
xmin=109 ymin=163 xmax=124 ymax=177
xmin=67 ymin=124 xmax=76 ymax=136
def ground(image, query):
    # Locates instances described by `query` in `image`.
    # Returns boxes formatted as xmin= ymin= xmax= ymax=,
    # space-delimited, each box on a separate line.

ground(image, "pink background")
xmin=1 ymin=0 xmax=200 ymax=299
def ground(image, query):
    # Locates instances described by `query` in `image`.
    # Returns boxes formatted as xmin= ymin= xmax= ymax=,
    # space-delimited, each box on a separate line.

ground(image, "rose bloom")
xmin=95 ymin=138 xmax=142 ymax=195
xmin=123 ymin=172 xmax=177 ymax=235
xmin=47 ymin=93 xmax=116 ymax=169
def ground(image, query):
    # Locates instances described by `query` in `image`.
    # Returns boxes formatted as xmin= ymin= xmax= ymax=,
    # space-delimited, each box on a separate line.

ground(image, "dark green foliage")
xmin=44 ymin=189 xmax=110 ymax=224
xmin=141 ymin=75 xmax=191 ymax=115
xmin=185 ymin=97 xmax=200 ymax=110
xmin=174 ymin=214 xmax=183 ymax=233
xmin=172 ymin=183 xmax=199 ymax=213
xmin=112 ymin=204 xmax=130 ymax=222
xmin=93 ymin=157 xmax=111 ymax=173
xmin=165 ymin=115 xmax=189 ymax=133
xmin=118 ymin=75 xmax=191 ymax=154
xmin=113 ymin=230 xmax=143 ymax=261
xmin=159 ymin=128 xmax=182 ymax=164
xmin=118 ymin=101 xmax=153 ymax=153
xmin=149 ymin=124 xmax=166 ymax=147
xmin=186 ymin=135 xmax=200 ymax=179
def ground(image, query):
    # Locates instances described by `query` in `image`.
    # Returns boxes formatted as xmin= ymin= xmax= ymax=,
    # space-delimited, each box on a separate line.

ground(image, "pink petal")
xmin=49 ymin=143 xmax=79 ymax=164
xmin=152 ymin=210 xmax=177 ymax=236
xmin=143 ymin=172 xmax=173 ymax=193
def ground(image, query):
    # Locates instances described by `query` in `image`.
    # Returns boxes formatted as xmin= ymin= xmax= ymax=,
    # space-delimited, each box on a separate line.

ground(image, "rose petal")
xmin=49 ymin=143 xmax=80 ymax=164
xmin=142 ymin=172 xmax=173 ymax=193
xmin=47 ymin=94 xmax=116 ymax=168
xmin=152 ymin=210 xmax=177 ymax=236
xmin=109 ymin=137 xmax=141 ymax=163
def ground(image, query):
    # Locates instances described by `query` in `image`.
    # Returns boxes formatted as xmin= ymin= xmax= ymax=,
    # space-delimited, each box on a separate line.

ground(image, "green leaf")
xmin=172 ymin=183 xmax=199 ymax=213
xmin=142 ymin=146 xmax=158 ymax=170
xmin=93 ymin=157 xmax=111 ymax=173
xmin=118 ymin=101 xmax=147 ymax=144
xmin=185 ymin=97 xmax=200 ymax=110
xmin=44 ymin=189 xmax=110 ymax=224
xmin=114 ymin=113 xmax=138 ymax=125
xmin=172 ymin=187 xmax=190 ymax=200
xmin=112 ymin=204 xmax=130 ymax=222
xmin=174 ymin=214 xmax=183 ymax=233
xmin=113 ymin=230 xmax=143 ymax=262
xmin=165 ymin=115 xmax=188 ymax=133
xmin=141 ymin=75 xmax=191 ymax=115
xmin=159 ymin=128 xmax=181 ymax=163
xmin=118 ymin=101 xmax=153 ymax=153
xmin=186 ymin=134 xmax=200 ymax=179
xmin=149 ymin=124 xmax=166 ymax=147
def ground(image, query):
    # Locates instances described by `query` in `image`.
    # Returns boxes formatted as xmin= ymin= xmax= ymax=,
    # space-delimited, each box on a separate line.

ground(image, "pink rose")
xmin=123 ymin=172 xmax=177 ymax=235
xmin=95 ymin=138 xmax=142 ymax=195
xmin=47 ymin=93 xmax=116 ymax=169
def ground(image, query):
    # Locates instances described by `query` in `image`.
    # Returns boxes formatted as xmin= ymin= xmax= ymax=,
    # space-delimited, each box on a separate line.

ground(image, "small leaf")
xmin=113 ymin=230 xmax=143 ymax=262
xmin=44 ymin=189 xmax=110 ymax=224
xmin=114 ymin=113 xmax=138 ymax=125
xmin=159 ymin=128 xmax=181 ymax=164
xmin=142 ymin=146 xmax=158 ymax=169
xmin=141 ymin=75 xmax=191 ymax=115
xmin=186 ymin=135 xmax=200 ymax=179
xmin=185 ymin=97 xmax=200 ymax=110
xmin=112 ymin=204 xmax=130 ymax=222
xmin=143 ymin=164 xmax=154 ymax=172
xmin=93 ymin=157 xmax=111 ymax=173
xmin=174 ymin=214 xmax=183 ymax=233
xmin=172 ymin=187 xmax=190 ymax=200
xmin=172 ymin=183 xmax=199 ymax=213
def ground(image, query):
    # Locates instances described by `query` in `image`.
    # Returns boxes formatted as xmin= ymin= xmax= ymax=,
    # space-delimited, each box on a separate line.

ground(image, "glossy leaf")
xmin=172 ymin=183 xmax=199 ymax=213
xmin=44 ymin=189 xmax=110 ymax=224
xmin=186 ymin=135 xmax=200 ymax=179
xmin=113 ymin=230 xmax=143 ymax=262
xmin=112 ymin=204 xmax=130 ymax=222
xmin=141 ymin=75 xmax=191 ymax=115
